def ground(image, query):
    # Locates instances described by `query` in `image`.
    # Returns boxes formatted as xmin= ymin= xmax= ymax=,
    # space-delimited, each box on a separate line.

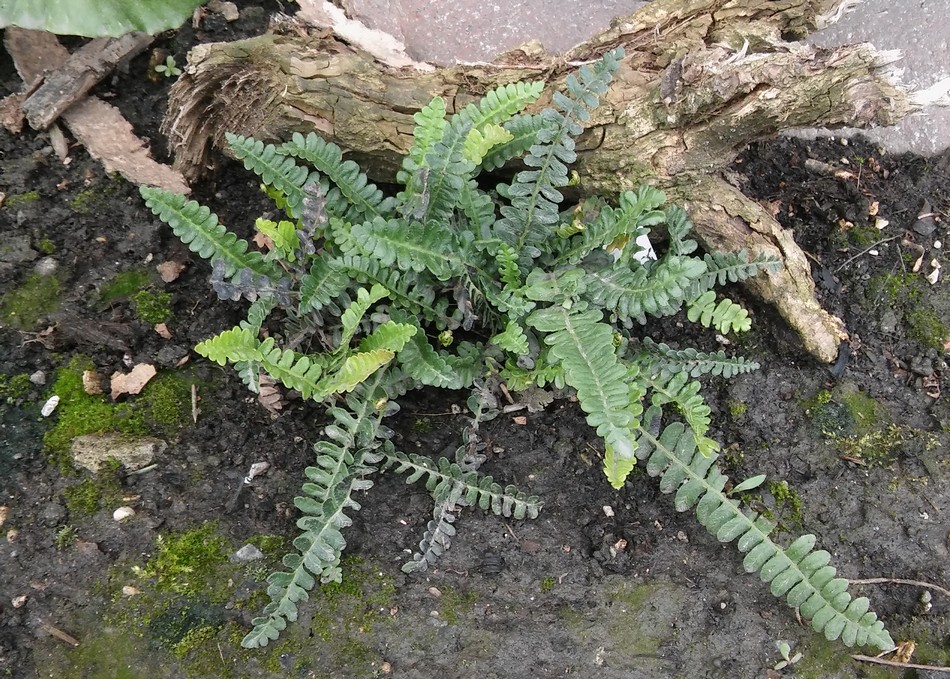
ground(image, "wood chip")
xmin=82 ymin=370 xmax=103 ymax=395
xmin=110 ymin=364 xmax=157 ymax=399
xmin=512 ymin=415 xmax=527 ymax=425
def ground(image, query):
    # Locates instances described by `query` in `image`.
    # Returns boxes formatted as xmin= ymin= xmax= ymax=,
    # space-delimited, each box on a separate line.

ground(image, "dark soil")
xmin=1 ymin=9 xmax=949 ymax=679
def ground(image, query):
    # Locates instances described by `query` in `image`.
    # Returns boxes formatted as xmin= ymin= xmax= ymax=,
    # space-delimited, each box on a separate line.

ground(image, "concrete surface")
xmin=344 ymin=0 xmax=950 ymax=156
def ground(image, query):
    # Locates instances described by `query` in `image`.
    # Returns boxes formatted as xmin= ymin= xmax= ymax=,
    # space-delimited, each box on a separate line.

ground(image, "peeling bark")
xmin=161 ymin=0 xmax=928 ymax=362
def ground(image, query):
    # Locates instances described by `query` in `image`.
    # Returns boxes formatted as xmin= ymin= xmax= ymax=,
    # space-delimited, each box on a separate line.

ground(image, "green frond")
xmin=338 ymin=284 xmax=389 ymax=352
xmin=687 ymin=291 xmax=752 ymax=334
xmin=583 ymin=256 xmax=707 ymax=322
xmin=633 ymin=418 xmax=895 ymax=651
xmin=457 ymin=180 xmax=496 ymax=239
xmin=299 ymin=259 xmax=350 ymax=314
xmin=195 ymin=327 xmax=266 ymax=366
xmin=338 ymin=255 xmax=449 ymax=326
xmin=527 ymin=307 xmax=639 ymax=479
xmin=638 ymin=338 xmax=760 ymax=379
xmin=139 ymin=187 xmax=279 ymax=281
xmin=501 ymin=357 xmax=566 ymax=391
xmin=396 ymin=330 xmax=461 ymax=388
xmin=402 ymin=482 xmax=462 ymax=573
xmin=383 ymin=450 xmax=542 ymax=520
xmin=401 ymin=96 xmax=448 ymax=178
xmin=491 ymin=49 xmax=623 ymax=265
xmin=496 ymin=243 xmax=522 ymax=288
xmin=226 ymin=133 xmax=315 ymax=218
xmin=664 ymin=204 xmax=699 ymax=256
xmin=255 ymin=218 xmax=301 ymax=262
xmin=645 ymin=371 xmax=714 ymax=448
xmin=279 ymin=132 xmax=394 ymax=221
xmin=687 ymin=250 xmax=782 ymax=297
xmin=349 ymin=217 xmax=463 ymax=281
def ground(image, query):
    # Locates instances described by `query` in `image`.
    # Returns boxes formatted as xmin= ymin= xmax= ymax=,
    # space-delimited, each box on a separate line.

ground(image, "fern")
xmin=633 ymin=415 xmax=894 ymax=650
xmin=349 ymin=217 xmax=464 ymax=280
xmin=226 ymin=133 xmax=315 ymax=218
xmin=637 ymin=338 xmax=760 ymax=379
xmin=687 ymin=290 xmax=752 ymax=334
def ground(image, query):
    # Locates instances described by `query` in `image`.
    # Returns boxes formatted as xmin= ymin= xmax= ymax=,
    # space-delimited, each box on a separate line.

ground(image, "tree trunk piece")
xmin=162 ymin=0 xmax=927 ymax=362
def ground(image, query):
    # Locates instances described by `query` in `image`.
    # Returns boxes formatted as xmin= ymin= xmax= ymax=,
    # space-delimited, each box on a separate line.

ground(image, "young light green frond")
xmin=479 ymin=113 xmax=548 ymax=172
xmin=527 ymin=307 xmax=638 ymax=464
xmin=359 ymin=321 xmax=418 ymax=354
xmin=226 ymin=133 xmax=314 ymax=218
xmin=496 ymin=243 xmax=522 ymax=289
xmin=664 ymin=204 xmax=699 ymax=256
xmin=140 ymin=186 xmax=279 ymax=280
xmin=687 ymin=291 xmax=752 ymax=334
xmin=463 ymin=124 xmax=514 ymax=165
xmin=299 ymin=259 xmax=350 ymax=314
xmin=255 ymin=218 xmax=301 ymax=262
xmin=632 ymin=419 xmax=895 ymax=651
xmin=638 ymin=338 xmax=760 ymax=379
xmin=349 ymin=217 xmax=463 ymax=281
xmin=583 ymin=256 xmax=707 ymax=322
xmin=646 ymin=371 xmax=713 ymax=445
xmin=403 ymin=96 xmax=448 ymax=175
xmin=195 ymin=327 xmax=264 ymax=366
xmin=491 ymin=320 xmax=530 ymax=355
xmin=501 ymin=357 xmax=566 ymax=391
xmin=338 ymin=284 xmax=390 ymax=351
xmin=279 ymin=132 xmax=394 ymax=220
xmin=256 ymin=343 xmax=326 ymax=401
xmin=313 ymin=349 xmax=396 ymax=399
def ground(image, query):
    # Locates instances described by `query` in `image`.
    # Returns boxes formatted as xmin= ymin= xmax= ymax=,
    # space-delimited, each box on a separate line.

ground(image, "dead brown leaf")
xmin=512 ymin=415 xmax=527 ymax=425
xmin=110 ymin=364 xmax=157 ymax=399
xmin=257 ymin=372 xmax=285 ymax=417
xmin=156 ymin=261 xmax=185 ymax=283
xmin=154 ymin=323 xmax=173 ymax=340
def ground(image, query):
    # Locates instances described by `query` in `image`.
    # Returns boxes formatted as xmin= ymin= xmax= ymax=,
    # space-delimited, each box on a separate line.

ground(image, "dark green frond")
xmin=279 ymin=132 xmax=395 ymax=221
xmin=349 ymin=217 xmax=464 ymax=280
xmin=338 ymin=255 xmax=449 ymax=326
xmin=583 ymin=256 xmax=707 ymax=322
xmin=633 ymin=419 xmax=894 ymax=651
xmin=479 ymin=113 xmax=548 ymax=172
xmin=638 ymin=338 xmax=760 ymax=379
xmin=227 ymin=133 xmax=316 ymax=218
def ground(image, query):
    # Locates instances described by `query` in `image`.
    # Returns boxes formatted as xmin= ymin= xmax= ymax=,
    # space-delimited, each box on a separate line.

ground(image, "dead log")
xmin=161 ymin=0 xmax=935 ymax=362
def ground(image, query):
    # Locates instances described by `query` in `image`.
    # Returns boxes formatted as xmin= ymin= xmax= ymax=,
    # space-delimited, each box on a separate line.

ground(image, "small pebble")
xmin=29 ymin=370 xmax=46 ymax=386
xmin=40 ymin=395 xmax=60 ymax=417
xmin=112 ymin=506 xmax=135 ymax=522
xmin=232 ymin=544 xmax=265 ymax=562
xmin=12 ymin=595 xmax=27 ymax=609
xmin=33 ymin=256 xmax=58 ymax=276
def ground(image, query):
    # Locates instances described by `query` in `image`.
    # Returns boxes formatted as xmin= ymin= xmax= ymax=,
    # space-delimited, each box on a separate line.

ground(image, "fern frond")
xmin=401 ymin=482 xmax=462 ymax=573
xmin=457 ymin=180 xmax=496 ymax=239
xmin=633 ymin=418 xmax=895 ymax=651
xmin=314 ymin=349 xmax=396 ymax=398
xmin=638 ymin=338 xmax=760 ymax=379
xmin=527 ymin=306 xmax=640 ymax=485
xmin=349 ymin=217 xmax=464 ymax=281
xmin=384 ymin=450 xmax=542 ymax=519
xmin=338 ymin=284 xmax=389 ymax=352
xmin=339 ymin=255 xmax=449 ymax=326
xmin=501 ymin=357 xmax=566 ymax=391
xmin=496 ymin=243 xmax=522 ymax=289
xmin=359 ymin=321 xmax=418 ymax=354
xmin=687 ymin=291 xmax=752 ymax=334
xmin=645 ymin=371 xmax=714 ymax=449
xmin=686 ymin=250 xmax=782 ymax=298
xmin=401 ymin=96 xmax=448 ymax=177
xmin=140 ymin=187 xmax=279 ymax=281
xmin=492 ymin=49 xmax=623 ymax=264
xmin=479 ymin=113 xmax=547 ymax=172
xmin=463 ymin=124 xmax=514 ymax=165
xmin=279 ymin=132 xmax=394 ymax=221
xmin=299 ymin=259 xmax=351 ymax=315
xmin=396 ymin=329 xmax=461 ymax=388
xmin=491 ymin=321 xmax=529 ymax=355
xmin=664 ymin=204 xmax=699 ymax=256
xmin=584 ymin=256 xmax=707 ymax=322
xmin=226 ymin=133 xmax=315 ymax=218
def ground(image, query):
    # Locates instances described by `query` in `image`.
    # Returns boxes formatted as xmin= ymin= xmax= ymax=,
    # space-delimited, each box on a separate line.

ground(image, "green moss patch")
xmin=132 ymin=289 xmax=173 ymax=324
xmin=0 ymin=272 xmax=61 ymax=330
xmin=141 ymin=522 xmax=231 ymax=599
xmin=3 ymin=190 xmax=40 ymax=207
xmin=63 ymin=459 xmax=124 ymax=517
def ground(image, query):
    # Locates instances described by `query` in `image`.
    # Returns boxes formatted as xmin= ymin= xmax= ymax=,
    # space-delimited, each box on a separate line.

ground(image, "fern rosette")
xmin=141 ymin=47 xmax=894 ymax=653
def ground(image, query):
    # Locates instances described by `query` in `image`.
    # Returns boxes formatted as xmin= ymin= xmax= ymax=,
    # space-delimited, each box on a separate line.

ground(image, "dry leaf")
xmin=252 ymin=231 xmax=272 ymax=250
xmin=154 ymin=323 xmax=173 ymax=339
xmin=257 ymin=372 xmax=285 ymax=416
xmin=82 ymin=370 xmax=103 ymax=395
xmin=156 ymin=261 xmax=185 ymax=283
xmin=110 ymin=364 xmax=157 ymax=399
xmin=868 ymin=200 xmax=879 ymax=216
xmin=512 ymin=415 xmax=527 ymax=425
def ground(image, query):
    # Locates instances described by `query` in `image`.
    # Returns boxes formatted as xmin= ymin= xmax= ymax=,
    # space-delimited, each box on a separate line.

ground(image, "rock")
xmin=33 ymin=256 xmax=58 ymax=276
xmin=231 ymin=544 xmax=264 ymax=562
xmin=909 ymin=355 xmax=934 ymax=376
xmin=879 ymin=308 xmax=899 ymax=334
xmin=112 ymin=506 xmax=135 ymax=522
xmin=70 ymin=433 xmax=165 ymax=473
xmin=29 ymin=370 xmax=45 ymax=385
xmin=39 ymin=501 xmax=66 ymax=526
xmin=0 ymin=235 xmax=37 ymax=264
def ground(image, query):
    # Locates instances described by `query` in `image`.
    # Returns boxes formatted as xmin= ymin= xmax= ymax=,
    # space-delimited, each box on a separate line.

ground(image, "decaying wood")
xmin=21 ymin=32 xmax=154 ymax=130
xmin=4 ymin=29 xmax=190 ymax=194
xmin=161 ymin=0 xmax=933 ymax=362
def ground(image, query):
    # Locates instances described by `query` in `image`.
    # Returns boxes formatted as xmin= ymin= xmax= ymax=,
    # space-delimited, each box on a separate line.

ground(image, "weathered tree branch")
xmin=161 ymin=0 xmax=927 ymax=362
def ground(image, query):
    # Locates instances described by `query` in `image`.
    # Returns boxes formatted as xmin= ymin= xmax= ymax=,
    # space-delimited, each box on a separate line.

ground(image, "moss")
xmin=727 ymin=400 xmax=748 ymax=418
xmin=43 ymin=356 xmax=147 ymax=467
xmin=804 ymin=384 xmax=882 ymax=439
xmin=437 ymin=587 xmax=478 ymax=625
xmin=142 ymin=522 xmax=230 ymax=599
xmin=63 ymin=461 xmax=124 ymax=517
xmin=540 ymin=577 xmax=557 ymax=593
xmin=137 ymin=371 xmax=194 ymax=438
xmin=245 ymin=533 xmax=288 ymax=561
xmin=0 ymin=373 xmax=33 ymax=402
xmin=907 ymin=307 xmax=949 ymax=349
xmin=3 ymin=190 xmax=40 ymax=207
xmin=0 ymin=272 xmax=62 ymax=330
xmin=54 ymin=525 xmax=78 ymax=550
xmin=767 ymin=480 xmax=804 ymax=530
xmin=132 ymin=290 xmax=173 ymax=324
xmin=37 ymin=238 xmax=56 ymax=255
xmin=98 ymin=269 xmax=153 ymax=307
xmin=171 ymin=625 xmax=218 ymax=660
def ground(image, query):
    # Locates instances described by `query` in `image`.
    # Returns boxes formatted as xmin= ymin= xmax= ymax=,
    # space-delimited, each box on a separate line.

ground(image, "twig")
xmin=851 ymin=654 xmax=950 ymax=673
xmin=849 ymin=577 xmax=950 ymax=599
xmin=40 ymin=622 xmax=80 ymax=647
xmin=835 ymin=235 xmax=902 ymax=272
